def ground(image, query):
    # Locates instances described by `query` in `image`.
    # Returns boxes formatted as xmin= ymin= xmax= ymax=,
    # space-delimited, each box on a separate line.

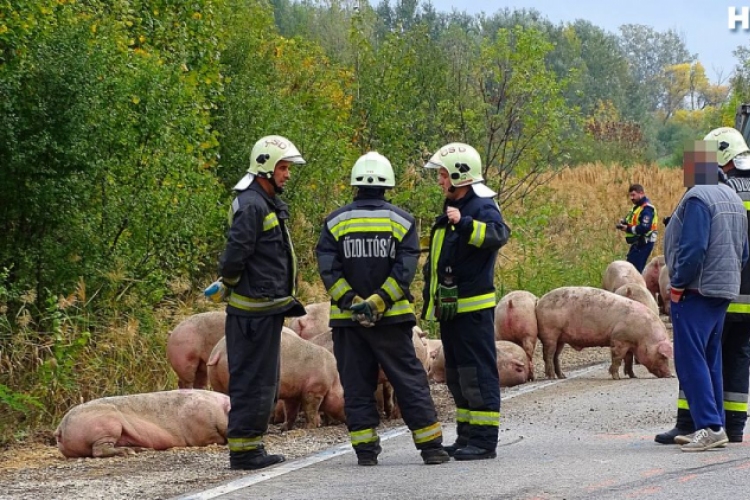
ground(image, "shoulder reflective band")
xmin=263 ymin=212 xmax=279 ymax=231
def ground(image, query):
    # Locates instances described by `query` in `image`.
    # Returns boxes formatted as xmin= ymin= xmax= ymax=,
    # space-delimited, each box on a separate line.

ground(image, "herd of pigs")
xmin=55 ymin=256 xmax=673 ymax=459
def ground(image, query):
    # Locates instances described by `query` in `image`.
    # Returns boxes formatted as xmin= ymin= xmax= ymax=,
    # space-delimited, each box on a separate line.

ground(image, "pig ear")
xmin=658 ymin=341 xmax=673 ymax=359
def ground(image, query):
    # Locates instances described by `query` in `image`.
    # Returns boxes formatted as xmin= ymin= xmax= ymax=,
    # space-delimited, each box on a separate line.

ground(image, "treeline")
xmin=0 ymin=0 xmax=748 ymax=431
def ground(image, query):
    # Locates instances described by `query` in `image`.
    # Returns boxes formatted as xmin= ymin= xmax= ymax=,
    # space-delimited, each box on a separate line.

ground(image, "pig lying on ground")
xmin=208 ymin=328 xmax=345 ymax=430
xmin=494 ymin=290 xmax=538 ymax=379
xmin=602 ymin=260 xmax=647 ymax=292
xmin=166 ymin=311 xmax=225 ymax=389
xmin=614 ymin=282 xmax=660 ymax=317
xmin=428 ymin=340 xmax=529 ymax=387
xmin=659 ymin=264 xmax=671 ymax=315
xmin=642 ymin=255 xmax=666 ymax=312
xmin=288 ymin=302 xmax=330 ymax=340
xmin=55 ymin=390 xmax=230 ymax=458
xmin=536 ymin=286 xmax=673 ymax=380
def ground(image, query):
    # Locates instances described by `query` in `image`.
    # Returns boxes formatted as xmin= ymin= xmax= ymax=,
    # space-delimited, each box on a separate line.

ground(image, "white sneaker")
xmin=680 ymin=427 xmax=729 ymax=452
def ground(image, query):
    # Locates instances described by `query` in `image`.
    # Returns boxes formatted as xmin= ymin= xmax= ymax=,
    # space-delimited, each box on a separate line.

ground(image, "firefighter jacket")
xmin=315 ymin=192 xmax=419 ymax=327
xmin=624 ymin=197 xmax=657 ymax=245
xmin=422 ymin=189 xmax=511 ymax=321
xmin=219 ymin=182 xmax=305 ymax=317
xmin=726 ymin=169 xmax=750 ymax=321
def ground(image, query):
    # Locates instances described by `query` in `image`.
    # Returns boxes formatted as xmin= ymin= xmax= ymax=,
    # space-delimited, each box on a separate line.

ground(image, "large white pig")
xmin=642 ymin=255 xmax=666 ymax=312
xmin=659 ymin=263 xmax=671 ymax=315
xmin=536 ymin=286 xmax=673 ymax=380
xmin=614 ymin=282 xmax=660 ymax=317
xmin=166 ymin=311 xmax=226 ymax=389
xmin=55 ymin=390 xmax=230 ymax=458
xmin=602 ymin=260 xmax=647 ymax=292
xmin=494 ymin=290 xmax=538 ymax=379
xmin=428 ymin=340 xmax=529 ymax=387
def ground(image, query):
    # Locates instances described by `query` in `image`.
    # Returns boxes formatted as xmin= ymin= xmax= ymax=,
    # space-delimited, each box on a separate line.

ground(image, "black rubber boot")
xmin=443 ymin=439 xmax=468 ymax=457
xmin=356 ymin=442 xmax=382 ymax=466
xmin=230 ymin=450 xmax=285 ymax=470
xmin=421 ymin=447 xmax=450 ymax=465
xmin=654 ymin=408 xmax=695 ymax=444
xmin=453 ymin=444 xmax=497 ymax=461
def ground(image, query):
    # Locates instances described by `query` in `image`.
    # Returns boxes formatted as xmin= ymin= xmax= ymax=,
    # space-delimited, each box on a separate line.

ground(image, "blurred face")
xmin=273 ymin=160 xmax=292 ymax=190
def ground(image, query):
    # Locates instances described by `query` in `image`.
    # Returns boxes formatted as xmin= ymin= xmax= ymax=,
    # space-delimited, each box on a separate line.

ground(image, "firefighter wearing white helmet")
xmin=315 ymin=151 xmax=449 ymax=466
xmin=218 ymin=134 xmax=306 ymax=471
xmin=656 ymin=126 xmax=750 ymax=446
xmin=422 ymin=142 xmax=511 ymax=461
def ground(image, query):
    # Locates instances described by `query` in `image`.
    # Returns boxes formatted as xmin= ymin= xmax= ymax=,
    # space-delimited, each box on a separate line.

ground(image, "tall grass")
xmin=0 ymin=163 xmax=685 ymax=445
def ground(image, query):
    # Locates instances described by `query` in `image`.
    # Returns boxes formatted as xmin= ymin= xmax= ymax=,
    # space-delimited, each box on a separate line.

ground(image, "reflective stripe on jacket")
xmin=422 ymin=190 xmax=510 ymax=321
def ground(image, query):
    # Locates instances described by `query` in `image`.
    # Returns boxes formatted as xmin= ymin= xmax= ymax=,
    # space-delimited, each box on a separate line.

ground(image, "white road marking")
xmin=172 ymin=362 xmax=607 ymax=500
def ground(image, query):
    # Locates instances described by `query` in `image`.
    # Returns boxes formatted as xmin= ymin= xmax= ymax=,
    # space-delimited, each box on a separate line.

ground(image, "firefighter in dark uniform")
xmin=422 ymin=143 xmax=511 ymax=461
xmin=616 ymin=184 xmax=658 ymax=273
xmin=315 ymin=152 xmax=449 ymax=466
xmin=217 ymin=135 xmax=307 ymax=470
xmin=656 ymin=127 xmax=750 ymax=445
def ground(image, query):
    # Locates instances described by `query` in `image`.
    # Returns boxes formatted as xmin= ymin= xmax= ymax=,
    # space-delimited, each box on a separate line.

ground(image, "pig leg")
xmin=301 ymin=393 xmax=323 ymax=429
xmin=282 ymin=399 xmax=301 ymax=431
xmin=624 ymin=351 xmax=637 ymax=379
xmin=542 ymin=340 xmax=557 ymax=379
xmin=553 ymin=343 xmax=566 ymax=379
xmin=522 ymin=339 xmax=536 ymax=381
xmin=383 ymin=381 xmax=397 ymax=418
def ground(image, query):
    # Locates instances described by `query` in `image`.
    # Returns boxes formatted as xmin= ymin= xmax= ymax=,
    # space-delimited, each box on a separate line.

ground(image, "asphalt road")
xmin=174 ymin=363 xmax=750 ymax=500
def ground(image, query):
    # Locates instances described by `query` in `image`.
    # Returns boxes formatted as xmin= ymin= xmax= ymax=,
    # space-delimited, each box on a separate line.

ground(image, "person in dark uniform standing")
xmin=656 ymin=127 xmax=750 ymax=446
xmin=616 ymin=184 xmax=658 ymax=273
xmin=315 ymin=152 xmax=449 ymax=467
xmin=422 ymin=143 xmax=511 ymax=461
xmin=217 ymin=135 xmax=307 ymax=470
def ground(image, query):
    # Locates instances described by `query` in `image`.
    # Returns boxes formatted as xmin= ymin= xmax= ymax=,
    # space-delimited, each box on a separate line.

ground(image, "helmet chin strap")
xmin=270 ymin=175 xmax=284 ymax=194
xmin=448 ymin=185 xmax=456 ymax=193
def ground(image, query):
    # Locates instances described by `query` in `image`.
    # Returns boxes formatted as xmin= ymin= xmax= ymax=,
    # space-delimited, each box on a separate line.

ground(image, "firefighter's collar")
xmin=471 ymin=183 xmax=497 ymax=198
xmin=233 ymin=173 xmax=256 ymax=191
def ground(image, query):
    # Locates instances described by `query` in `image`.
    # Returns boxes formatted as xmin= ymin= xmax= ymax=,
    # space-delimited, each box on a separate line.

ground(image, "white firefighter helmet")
xmin=703 ymin=127 xmax=750 ymax=168
xmin=424 ymin=142 xmax=496 ymax=197
xmin=350 ymin=151 xmax=395 ymax=188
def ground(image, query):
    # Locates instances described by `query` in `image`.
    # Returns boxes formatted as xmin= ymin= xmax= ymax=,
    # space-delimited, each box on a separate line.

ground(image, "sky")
xmin=429 ymin=0 xmax=750 ymax=83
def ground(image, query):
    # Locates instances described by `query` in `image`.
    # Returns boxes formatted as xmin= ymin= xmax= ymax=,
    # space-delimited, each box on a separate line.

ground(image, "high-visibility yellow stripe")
xmin=350 ymin=428 xmax=379 ymax=445
xmin=425 ymin=228 xmax=447 ymax=321
xmin=469 ymin=220 xmax=487 ymax=247
xmin=263 ymin=212 xmax=279 ymax=231
xmin=328 ymin=278 xmax=352 ymax=301
xmin=330 ymin=299 xmax=414 ymax=320
xmin=456 ymin=293 xmax=496 ymax=314
xmin=228 ymin=293 xmax=293 ymax=312
xmin=727 ymin=303 xmax=750 ymax=313
xmin=469 ymin=410 xmax=500 ymax=426
xmin=743 ymin=200 xmax=750 ymax=210
xmin=381 ymin=277 xmax=403 ymax=302
xmin=456 ymin=408 xmax=471 ymax=423
xmin=677 ymin=398 xmax=689 ymax=410
xmin=412 ymin=423 xmax=442 ymax=444
xmin=725 ymin=401 xmax=749 ymax=412
xmin=227 ymin=436 xmax=263 ymax=452
xmin=329 ymin=218 xmax=408 ymax=241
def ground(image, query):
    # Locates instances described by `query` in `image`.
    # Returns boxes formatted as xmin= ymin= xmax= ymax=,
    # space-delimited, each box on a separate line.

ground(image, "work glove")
xmin=350 ymin=294 xmax=386 ymax=328
xmin=436 ymin=283 xmax=458 ymax=321
xmin=204 ymin=279 xmax=229 ymax=303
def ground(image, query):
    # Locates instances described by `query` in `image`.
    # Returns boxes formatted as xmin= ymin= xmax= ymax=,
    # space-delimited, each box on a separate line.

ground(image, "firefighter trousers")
xmin=440 ymin=308 xmax=500 ymax=451
xmin=626 ymin=241 xmax=654 ymax=273
xmin=332 ymin=322 xmax=442 ymax=455
xmin=226 ymin=313 xmax=284 ymax=454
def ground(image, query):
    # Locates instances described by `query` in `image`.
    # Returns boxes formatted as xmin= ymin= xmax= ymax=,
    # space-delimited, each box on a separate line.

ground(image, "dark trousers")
xmin=333 ymin=322 xmax=440 ymax=453
xmin=440 ymin=308 xmax=500 ymax=450
xmin=626 ymin=241 xmax=654 ymax=273
xmin=226 ymin=313 xmax=284 ymax=443
xmin=677 ymin=321 xmax=750 ymax=437
xmin=672 ymin=295 xmax=729 ymax=430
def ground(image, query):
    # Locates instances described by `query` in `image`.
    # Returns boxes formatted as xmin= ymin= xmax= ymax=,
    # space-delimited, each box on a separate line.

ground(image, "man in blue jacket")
xmin=616 ymin=184 xmax=658 ymax=273
xmin=422 ymin=143 xmax=510 ymax=461
xmin=660 ymin=139 xmax=748 ymax=451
